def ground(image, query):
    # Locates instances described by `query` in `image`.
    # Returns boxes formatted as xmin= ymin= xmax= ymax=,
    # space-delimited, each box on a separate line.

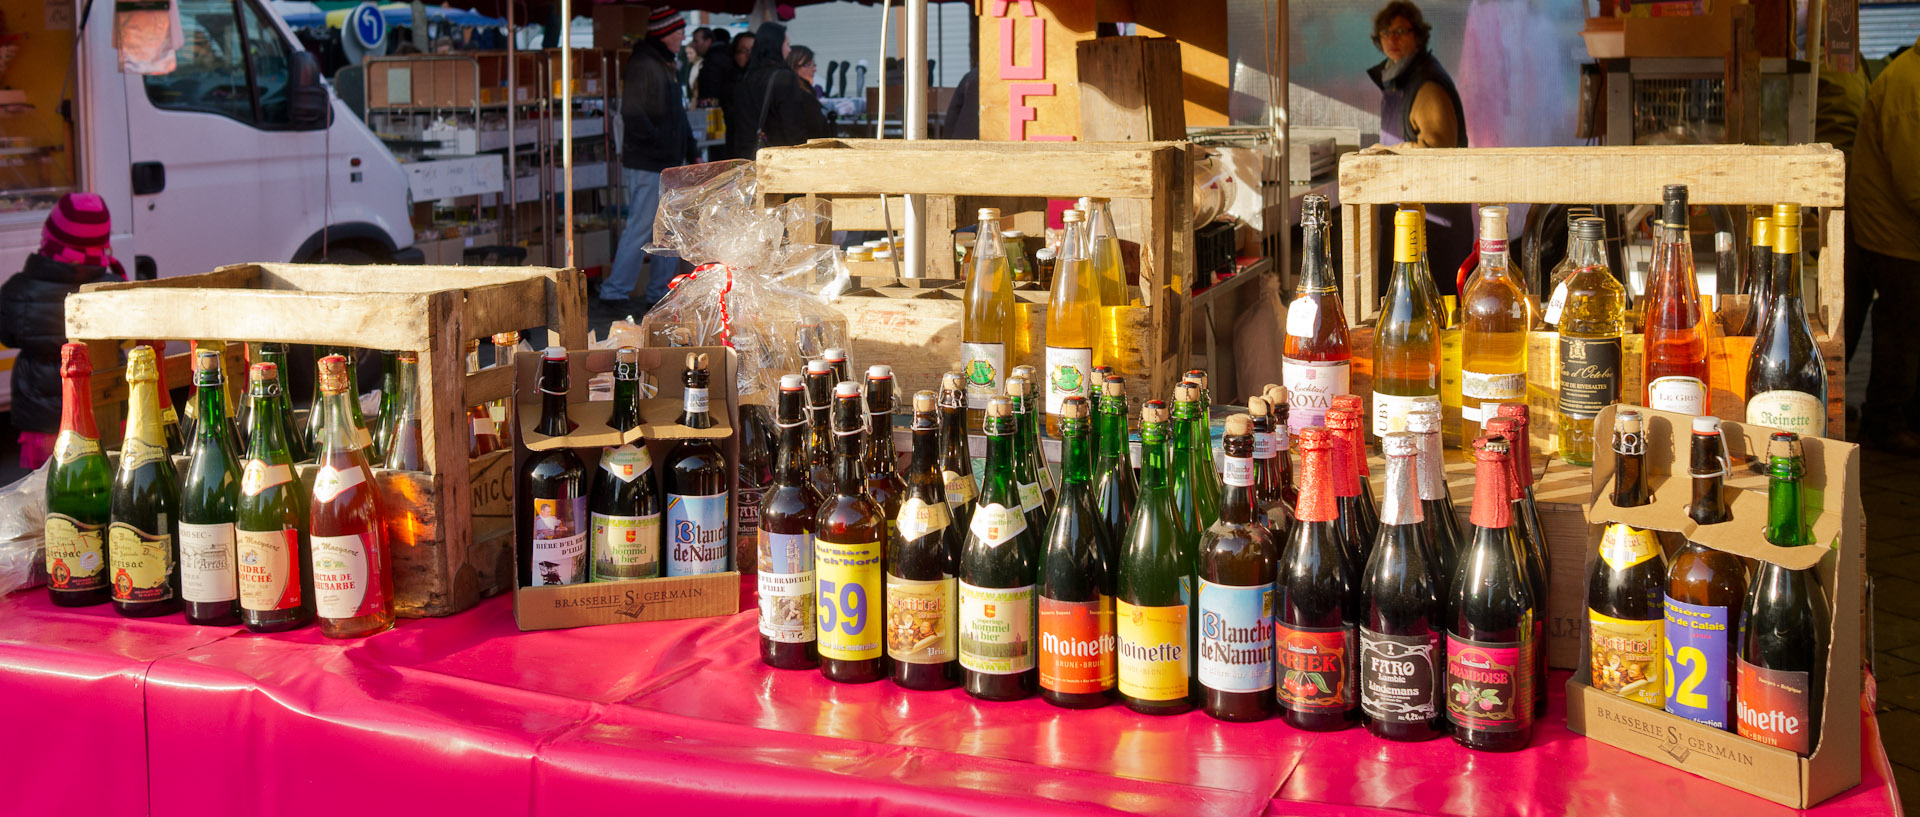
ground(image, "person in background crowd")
xmin=1367 ymin=0 xmax=1471 ymax=296
xmin=788 ymin=45 xmax=821 ymax=98
xmin=731 ymin=22 xmax=829 ymax=159
xmin=682 ymin=26 xmax=711 ymax=91
xmin=602 ymin=7 xmax=696 ymax=313
xmin=696 ymin=29 xmax=731 ymax=105
xmin=0 ymin=193 xmax=125 ymax=470
xmin=716 ymin=31 xmax=755 ymax=159
xmin=943 ymin=68 xmax=979 ymax=139
xmin=1849 ymin=36 xmax=1920 ymax=455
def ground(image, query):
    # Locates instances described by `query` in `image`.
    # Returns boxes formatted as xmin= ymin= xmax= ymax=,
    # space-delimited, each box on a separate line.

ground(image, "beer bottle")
xmin=519 ymin=348 xmax=589 ymax=587
xmin=45 ymin=343 xmax=112 ymax=607
xmin=1407 ymin=406 xmax=1462 ymax=577
xmin=1117 ymin=401 xmax=1193 ymax=715
xmin=255 ymin=343 xmax=309 ymax=462
xmin=1198 ymin=414 xmax=1278 ymax=722
xmin=760 ymin=375 xmax=820 ymax=670
xmin=237 ymin=361 xmax=314 ymax=633
xmin=1487 ymin=413 xmax=1551 ymax=715
xmin=111 ymin=345 xmax=181 ymax=618
xmin=1446 ymin=436 xmax=1536 ymax=751
xmin=664 ymin=353 xmax=730 ymax=576
xmin=1325 ymin=406 xmax=1377 ymax=571
xmin=937 ymin=371 xmax=977 ymax=541
xmin=1666 ymin=415 xmax=1745 ymax=729
xmin=888 ymin=390 xmax=961 ymax=690
xmin=181 ymin=350 xmax=242 ymax=626
xmin=1091 ymin=375 xmax=1138 ymax=552
xmin=864 ymin=366 xmax=907 ymax=540
xmin=589 ymin=348 xmax=662 ymax=581
xmin=1360 ymin=431 xmax=1446 ymax=741
xmin=804 ymin=359 xmax=836 ymax=501
xmin=381 ymin=351 xmax=425 ymax=471
xmin=1005 ymin=375 xmax=1050 ymax=534
xmin=1169 ymin=381 xmax=1212 ymax=569
xmin=1331 ymin=393 xmax=1379 ymax=522
xmin=1587 ymin=410 xmax=1666 ymax=707
xmin=310 ymin=354 xmax=395 ymax=638
xmin=823 ymin=347 xmax=852 ymax=389
xmin=958 ymin=396 xmax=1040 ymax=700
xmin=1262 ymin=384 xmax=1298 ymax=512
xmin=137 ymin=340 xmax=187 ymax=456
xmin=1185 ymin=369 xmax=1224 ymax=525
xmin=816 ymin=382 xmax=888 ymax=683
xmin=962 ymin=209 xmax=1016 ymax=431
xmin=1276 ymin=426 xmax=1358 ymax=730
xmin=1736 ymin=432 xmax=1827 ymax=756
xmin=1039 ymin=396 xmax=1116 ymax=707
xmin=1011 ymin=364 xmax=1057 ymax=503
xmin=1247 ymin=395 xmax=1291 ymax=539
xmin=736 ymin=398 xmax=776 ymax=567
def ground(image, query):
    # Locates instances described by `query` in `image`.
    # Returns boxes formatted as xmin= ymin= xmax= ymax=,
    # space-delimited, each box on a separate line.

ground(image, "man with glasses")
xmin=1368 ymin=0 xmax=1472 ymax=295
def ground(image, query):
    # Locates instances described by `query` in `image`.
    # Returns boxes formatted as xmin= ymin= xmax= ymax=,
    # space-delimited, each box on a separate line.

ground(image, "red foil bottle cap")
xmin=1294 ymin=426 xmax=1339 ymax=523
xmin=1469 ymin=436 xmax=1514 ymax=529
xmin=1484 ymin=417 xmax=1529 ymax=501
xmin=1324 ymin=408 xmax=1362 ymax=498
xmin=1494 ymin=403 xmax=1535 ymax=488
xmin=59 ymin=342 xmax=91 ymax=378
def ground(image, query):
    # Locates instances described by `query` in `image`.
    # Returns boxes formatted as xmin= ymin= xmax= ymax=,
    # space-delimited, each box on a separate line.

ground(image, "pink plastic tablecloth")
xmin=0 ymin=581 xmax=1900 ymax=817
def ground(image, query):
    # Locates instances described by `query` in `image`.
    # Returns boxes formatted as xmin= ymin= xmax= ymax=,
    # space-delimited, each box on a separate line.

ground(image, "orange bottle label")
xmin=1039 ymin=594 xmax=1115 ymax=694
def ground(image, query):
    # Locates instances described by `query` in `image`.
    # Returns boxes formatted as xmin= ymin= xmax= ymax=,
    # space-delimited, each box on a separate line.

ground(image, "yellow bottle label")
xmin=1117 ymin=600 xmax=1189 ymax=701
xmin=45 ymin=514 xmax=108 ymax=591
xmin=108 ymin=522 xmax=175 ymax=603
xmin=887 ymin=575 xmax=957 ymax=664
xmin=1589 ymin=609 xmax=1665 ymax=706
xmin=1599 ymin=524 xmax=1662 ymax=572
xmin=816 ymin=538 xmax=883 ymax=661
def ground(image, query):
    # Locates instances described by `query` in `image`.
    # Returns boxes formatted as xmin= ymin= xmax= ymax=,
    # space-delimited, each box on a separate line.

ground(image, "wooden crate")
xmin=757 ymin=139 xmax=1194 ymax=405
xmin=64 ymin=263 xmax=589 ymax=617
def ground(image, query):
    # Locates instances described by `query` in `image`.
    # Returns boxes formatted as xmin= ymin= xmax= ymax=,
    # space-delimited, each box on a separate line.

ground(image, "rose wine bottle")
xmin=309 ymin=354 xmax=394 ymax=638
xmin=1643 ymin=184 xmax=1712 ymax=415
xmin=1283 ymin=194 xmax=1351 ymax=433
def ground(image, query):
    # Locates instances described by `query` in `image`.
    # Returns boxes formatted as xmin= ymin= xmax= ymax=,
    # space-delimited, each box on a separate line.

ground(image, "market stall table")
xmin=0 ymin=581 xmax=1896 ymax=817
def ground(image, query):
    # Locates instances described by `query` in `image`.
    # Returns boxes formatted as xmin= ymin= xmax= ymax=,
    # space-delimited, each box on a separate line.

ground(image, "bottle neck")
xmin=1220 ymin=440 xmax=1256 ymax=523
xmin=833 ymin=413 xmax=865 ymax=492
xmin=1330 ymin=428 xmax=1362 ymax=499
xmin=1060 ymin=220 xmax=1087 ymax=265
xmin=909 ymin=421 xmax=940 ymax=476
xmin=974 ymin=219 xmax=1006 ymax=272
xmin=680 ymin=380 xmax=713 ymax=429
xmin=1297 ymin=219 xmax=1335 ymax=293
xmin=1295 ymin=444 xmax=1337 ymax=523
xmin=775 ymin=409 xmax=808 ymax=484
xmin=1469 ymin=453 xmax=1514 ymax=529
xmin=1766 ymin=459 xmax=1805 ymax=546
xmin=59 ymin=370 xmax=99 ymax=440
xmin=126 ymin=377 xmax=163 ymax=449
xmin=984 ymin=418 xmax=1018 ymax=494
xmin=1379 ymin=452 xmax=1422 ymax=526
xmin=195 ymin=374 xmax=230 ymax=443
xmin=1060 ymin=418 xmax=1092 ymax=485
xmin=1572 ymin=233 xmax=1607 ymax=269
xmin=393 ymin=359 xmax=420 ymax=422
xmin=1414 ymin=430 xmax=1448 ymax=501
xmin=940 ymin=403 xmax=967 ymax=458
xmin=1138 ymin=423 xmax=1168 ymax=488
xmin=1690 ymin=470 xmax=1729 ymax=525
xmin=865 ymin=403 xmax=896 ymax=470
xmin=248 ymin=383 xmax=292 ymax=463
xmin=611 ymin=376 xmax=640 ymax=432
xmin=319 ymin=388 xmax=364 ymax=458
xmin=1613 ymin=451 xmax=1648 ymax=508
xmin=1771 ymin=239 xmax=1803 ymax=311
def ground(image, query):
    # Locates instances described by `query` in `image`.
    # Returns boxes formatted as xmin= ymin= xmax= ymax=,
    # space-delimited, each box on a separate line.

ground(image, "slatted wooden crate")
xmin=64 ymin=262 xmax=589 ymax=617
xmin=756 ymin=139 xmax=1195 ymax=407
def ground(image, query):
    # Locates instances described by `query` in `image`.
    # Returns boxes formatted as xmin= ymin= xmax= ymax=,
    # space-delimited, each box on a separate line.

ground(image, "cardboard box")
xmin=510 ymin=345 xmax=742 ymax=631
xmin=1581 ymin=3 xmax=1735 ymax=59
xmin=1566 ymin=404 xmax=1861 ymax=808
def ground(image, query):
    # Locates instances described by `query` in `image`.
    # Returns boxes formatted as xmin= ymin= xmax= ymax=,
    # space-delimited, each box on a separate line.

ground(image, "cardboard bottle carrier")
xmin=1567 ymin=404 xmax=1861 ymax=808
xmin=510 ymin=346 xmax=744 ymax=631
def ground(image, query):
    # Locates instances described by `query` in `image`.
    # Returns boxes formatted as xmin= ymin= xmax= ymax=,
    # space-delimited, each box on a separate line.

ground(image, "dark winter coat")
xmin=622 ymin=38 xmax=698 ymax=173
xmin=728 ymin=23 xmax=830 ymax=159
xmin=0 ymin=253 xmax=121 ymax=433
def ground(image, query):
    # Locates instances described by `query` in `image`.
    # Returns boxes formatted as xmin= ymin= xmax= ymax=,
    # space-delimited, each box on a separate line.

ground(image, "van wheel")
xmin=316 ymin=245 xmax=378 ymax=265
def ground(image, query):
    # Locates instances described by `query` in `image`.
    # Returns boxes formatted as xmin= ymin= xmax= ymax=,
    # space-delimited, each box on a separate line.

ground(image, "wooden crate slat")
xmin=66 ymin=289 xmax=434 ymax=351
xmin=256 ymin=263 xmax=561 ymax=295
xmin=758 ymin=139 xmax=1179 ymax=200
xmin=1337 ymin=144 xmax=1845 ymax=207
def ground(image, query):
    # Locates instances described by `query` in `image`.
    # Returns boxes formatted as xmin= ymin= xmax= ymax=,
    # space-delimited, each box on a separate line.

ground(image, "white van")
xmin=0 ymin=0 xmax=420 ymax=407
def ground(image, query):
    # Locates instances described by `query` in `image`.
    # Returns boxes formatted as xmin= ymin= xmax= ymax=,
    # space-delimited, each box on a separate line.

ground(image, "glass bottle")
xmin=1324 ymin=407 xmax=1376 ymax=572
xmin=760 ymin=374 xmax=821 ymax=670
xmin=1446 ymin=436 xmax=1536 ymax=752
xmin=518 ymin=348 xmax=589 ymax=588
xmin=1361 ymin=431 xmax=1446 ymax=741
xmin=237 ymin=361 xmax=313 ymax=633
xmin=1375 ymin=209 xmax=1444 ymax=437
xmin=958 ymin=396 xmax=1039 ymax=699
xmin=663 ymin=353 xmax=730 ymax=575
xmin=1045 ymin=209 xmax=1104 ymax=438
xmin=1169 ymin=381 xmax=1215 ymax=580
xmin=888 ymin=390 xmax=961 ymax=690
xmin=1283 ymin=195 xmax=1352 ymax=433
xmin=1263 ymin=384 xmax=1298 ymax=511
xmin=1117 ymin=401 xmax=1193 ymax=715
xmin=309 ymin=354 xmax=395 ymax=638
xmin=1407 ymin=406 xmax=1462 ymax=578
xmin=937 ymin=371 xmax=976 ymax=541
xmin=1332 ymin=393 xmax=1380 ymax=522
xmin=962 ymin=208 xmax=1016 ymax=430
xmin=1460 ymin=205 xmax=1531 ymax=440
xmin=1198 ymin=414 xmax=1278 ymax=722
xmin=1003 ymin=230 xmax=1035 ymax=286
xmin=1586 ymin=410 xmax=1667 ymax=708
xmin=1643 ymin=184 xmax=1712 ymax=415
xmin=489 ymin=332 xmax=521 ymax=452
xmin=816 ymin=382 xmax=888 ymax=683
xmin=736 ymin=394 xmax=777 ymax=565
xmin=1080 ymin=196 xmax=1128 ymax=307
xmin=1039 ymin=396 xmax=1116 ymax=707
xmin=1185 ymin=369 xmax=1225 ymax=531
xmin=181 ymin=349 xmax=242 ymax=626
xmin=1274 ymin=426 xmax=1358 ymax=730
xmin=110 ymin=344 xmax=181 ymax=618
xmin=1556 ymin=218 xmax=1628 ymax=466
xmin=1736 ymin=432 xmax=1827 ymax=756
xmin=589 ymin=348 xmax=662 ymax=582
xmin=1403 ymin=204 xmax=1450 ymax=328
xmin=1542 ymin=206 xmax=1594 ymax=330
xmin=45 ymin=344 xmax=112 ymax=607
xmin=1739 ymin=214 xmax=1775 ymax=337
xmin=1248 ymin=394 xmax=1291 ymax=538
xmin=1005 ymin=375 xmax=1051 ymax=535
xmin=864 ymin=365 xmax=907 ymax=541
xmin=804 ymin=359 xmax=836 ymax=501
xmin=466 ymin=339 xmax=502 ymax=458
xmin=1746 ymin=202 xmax=1828 ymax=439
xmin=1488 ymin=411 xmax=1550 ymax=715
xmin=1666 ymin=415 xmax=1745 ymax=730
xmin=823 ymin=347 xmax=851 ymax=389
xmin=1087 ymin=365 xmax=1115 ymax=454
xmin=374 ymin=350 xmax=398 ymax=463
xmin=379 ymin=352 xmax=424 ymax=471
xmin=255 ymin=343 xmax=309 ymax=463
xmin=1011 ymin=364 xmax=1057 ymax=504
xmin=139 ymin=340 xmax=187 ymax=456
xmin=1092 ymin=375 xmax=1138 ymax=561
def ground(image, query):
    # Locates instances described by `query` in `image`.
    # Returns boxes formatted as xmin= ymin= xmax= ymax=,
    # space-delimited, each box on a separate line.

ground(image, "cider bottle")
xmin=45 ymin=343 xmax=112 ymax=607
xmin=309 ymin=354 xmax=395 ymax=638
xmin=1116 ymin=402 xmax=1193 ymax=715
xmin=589 ymin=347 xmax=662 ymax=581
xmin=1038 ymin=396 xmax=1116 ymax=707
xmin=1044 ymin=209 xmax=1104 ymax=437
xmin=381 ymin=351 xmax=424 ymax=471
xmin=1005 ymin=375 xmax=1050 ymax=535
xmin=958 ymin=396 xmax=1040 ymax=700
xmin=1091 ymin=376 xmax=1138 ymax=562
xmin=237 ymin=361 xmax=314 ymax=633
xmin=1736 ymin=432 xmax=1828 ymax=756
xmin=1738 ymin=214 xmax=1774 ymax=337
xmin=110 ymin=345 xmax=181 ymax=618
xmin=180 ymin=349 xmax=242 ymax=626
xmin=519 ymin=348 xmax=589 ymax=587
xmin=1745 ymin=202 xmax=1828 ymax=438
xmin=937 ymin=371 xmax=977 ymax=539
xmin=255 ymin=343 xmax=308 ymax=462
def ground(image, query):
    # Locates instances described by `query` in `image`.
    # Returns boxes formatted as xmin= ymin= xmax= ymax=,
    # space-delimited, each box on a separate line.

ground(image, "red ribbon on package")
xmin=679 ymin=262 xmax=736 ymax=347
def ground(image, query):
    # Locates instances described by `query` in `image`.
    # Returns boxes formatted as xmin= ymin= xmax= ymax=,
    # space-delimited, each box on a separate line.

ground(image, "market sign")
xmin=979 ymin=0 xmax=1094 ymax=142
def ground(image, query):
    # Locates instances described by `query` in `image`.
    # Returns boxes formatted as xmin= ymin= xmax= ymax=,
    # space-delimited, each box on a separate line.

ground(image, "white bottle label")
xmin=601 ymin=444 xmax=653 ymax=483
xmin=530 ymin=496 xmax=590 ymax=586
xmin=1223 ymin=456 xmax=1256 ymax=488
xmin=179 ymin=522 xmax=238 ymax=604
xmin=1461 ymin=370 xmax=1526 ymax=402
xmin=896 ymin=496 xmax=952 ymax=542
xmin=1252 ymin=430 xmax=1276 ymax=459
xmin=665 ymin=492 xmax=730 ymax=576
xmin=943 ymin=469 xmax=977 ymax=509
xmin=960 ymin=342 xmax=1006 ymax=410
xmin=1746 ymin=390 xmax=1826 ymax=437
xmin=1543 ymin=280 xmax=1570 ymax=326
xmin=1042 ymin=346 xmax=1095 ymax=415
xmin=1282 ymin=357 xmax=1349 ymax=432
xmin=683 ymin=388 xmax=710 ymax=415
xmin=1372 ymin=392 xmax=1441 ymax=437
xmin=1285 ymin=299 xmax=1319 ymax=338
xmin=1017 ymin=482 xmax=1043 ymax=512
xmin=1648 ymin=376 xmax=1707 ymax=416
xmin=968 ymin=502 xmax=1027 ymax=547
xmin=311 ymin=533 xmax=371 ymax=618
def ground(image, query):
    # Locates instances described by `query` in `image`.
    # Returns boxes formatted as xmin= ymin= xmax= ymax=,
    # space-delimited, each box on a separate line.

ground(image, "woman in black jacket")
xmin=0 ymin=193 xmax=123 ymax=469
xmin=727 ymin=22 xmax=829 ymax=160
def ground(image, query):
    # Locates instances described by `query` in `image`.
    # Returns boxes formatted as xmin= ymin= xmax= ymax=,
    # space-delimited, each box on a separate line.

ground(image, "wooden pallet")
xmin=65 ymin=262 xmax=589 ymax=617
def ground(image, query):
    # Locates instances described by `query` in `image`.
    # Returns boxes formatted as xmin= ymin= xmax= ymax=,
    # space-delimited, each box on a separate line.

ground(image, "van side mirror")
xmin=289 ymin=51 xmax=330 ymax=130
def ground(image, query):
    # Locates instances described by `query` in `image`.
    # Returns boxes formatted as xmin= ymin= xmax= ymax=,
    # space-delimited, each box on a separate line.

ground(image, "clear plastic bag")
xmin=640 ymin=160 xmax=852 ymax=403
xmin=0 ymin=463 xmax=49 ymax=597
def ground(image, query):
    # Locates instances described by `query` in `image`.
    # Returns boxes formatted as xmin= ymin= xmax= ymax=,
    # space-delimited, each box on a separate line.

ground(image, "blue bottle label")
xmin=1197 ymin=579 xmax=1275 ymax=693
xmin=1663 ymin=595 xmax=1732 ymax=729
xmin=665 ymin=492 xmax=729 ymax=575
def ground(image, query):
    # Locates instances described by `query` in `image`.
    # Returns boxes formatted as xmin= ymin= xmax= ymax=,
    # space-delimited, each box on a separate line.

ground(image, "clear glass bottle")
xmin=1460 ymin=205 xmax=1530 ymax=440
xmin=1556 ymin=218 xmax=1627 ymax=466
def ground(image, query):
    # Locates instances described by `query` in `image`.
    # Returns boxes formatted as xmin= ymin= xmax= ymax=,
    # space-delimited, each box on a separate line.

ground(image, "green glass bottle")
xmin=1184 ymin=369 xmax=1224 ymax=524
xmin=1039 ymin=396 xmax=1117 ymax=708
xmin=374 ymin=351 xmax=398 ymax=463
xmin=1011 ymin=364 xmax=1057 ymax=503
xmin=958 ymin=396 xmax=1041 ymax=700
xmin=110 ymin=345 xmax=181 ymax=618
xmin=1005 ymin=375 xmax=1051 ymax=535
xmin=45 ymin=343 xmax=112 ymax=607
xmin=255 ymin=343 xmax=309 ymax=462
xmin=760 ymin=375 xmax=821 ymax=670
xmin=138 ymin=340 xmax=187 ymax=456
xmin=1117 ymin=401 xmax=1194 ymax=715
xmin=237 ymin=361 xmax=314 ymax=633
xmin=1091 ymin=375 xmax=1138 ymax=564
xmin=180 ymin=350 xmax=242 ymax=626
xmin=1169 ymin=381 xmax=1213 ymax=575
xmin=1736 ymin=432 xmax=1829 ymax=756
xmin=307 ymin=347 xmax=374 ymax=461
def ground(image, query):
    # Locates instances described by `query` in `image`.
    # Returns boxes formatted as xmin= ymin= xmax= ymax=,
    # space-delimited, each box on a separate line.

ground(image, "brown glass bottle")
xmin=1446 ymin=436 xmax=1536 ymax=752
xmin=1486 ymin=414 xmax=1550 ymax=715
xmin=889 ymin=390 xmax=961 ymax=690
xmin=804 ymin=360 xmax=836 ymax=502
xmin=1587 ymin=410 xmax=1668 ymax=709
xmin=1263 ymin=384 xmax=1298 ymax=512
xmin=761 ymin=375 xmax=821 ymax=669
xmin=864 ymin=365 xmax=907 ymax=540
xmin=1360 ymin=432 xmax=1446 ymax=741
xmin=518 ymin=348 xmax=589 ymax=588
xmin=1247 ymin=395 xmax=1291 ymax=541
xmin=1665 ymin=415 xmax=1745 ymax=730
xmin=664 ymin=354 xmax=730 ymax=576
xmin=1198 ymin=415 xmax=1279 ymax=722
xmin=815 ymin=382 xmax=889 ymax=683
xmin=1276 ymin=426 xmax=1358 ymax=731
xmin=937 ymin=371 xmax=977 ymax=543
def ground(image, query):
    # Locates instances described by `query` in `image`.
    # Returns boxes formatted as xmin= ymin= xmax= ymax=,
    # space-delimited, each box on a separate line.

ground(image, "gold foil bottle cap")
xmin=1332 ymin=394 xmax=1363 ymax=413
xmin=1225 ymin=413 xmax=1251 ymax=436
xmin=126 ymin=345 xmax=158 ymax=383
xmin=317 ymin=355 xmax=349 ymax=394
xmin=1773 ymin=202 xmax=1801 ymax=227
xmin=1752 ymin=215 xmax=1774 ymax=247
xmin=1248 ymin=396 xmax=1270 ymax=416
xmin=1063 ymin=208 xmax=1086 ymax=223
xmin=978 ymin=207 xmax=1001 ymax=221
xmin=912 ymin=390 xmax=938 ymax=413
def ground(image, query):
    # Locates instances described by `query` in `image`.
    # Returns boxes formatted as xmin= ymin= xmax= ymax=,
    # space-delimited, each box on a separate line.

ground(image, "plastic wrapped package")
xmin=0 ymin=463 xmax=49 ymax=597
xmin=640 ymin=160 xmax=851 ymax=403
